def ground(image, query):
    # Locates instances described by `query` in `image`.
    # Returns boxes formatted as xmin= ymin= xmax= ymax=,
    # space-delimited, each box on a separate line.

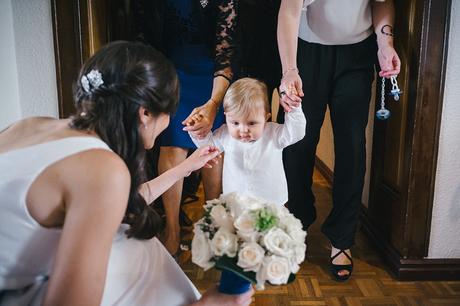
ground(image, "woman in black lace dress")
xmin=133 ymin=0 xmax=236 ymax=255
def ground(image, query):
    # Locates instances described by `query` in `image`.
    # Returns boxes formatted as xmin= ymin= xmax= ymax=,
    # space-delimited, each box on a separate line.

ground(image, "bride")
xmin=0 ymin=41 xmax=253 ymax=306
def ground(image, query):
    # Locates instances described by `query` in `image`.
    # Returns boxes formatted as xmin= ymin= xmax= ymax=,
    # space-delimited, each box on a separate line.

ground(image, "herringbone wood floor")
xmin=179 ymin=170 xmax=460 ymax=306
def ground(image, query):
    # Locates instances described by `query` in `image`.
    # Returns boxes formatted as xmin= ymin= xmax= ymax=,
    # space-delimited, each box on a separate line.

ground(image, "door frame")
xmin=51 ymin=0 xmax=111 ymax=118
xmin=362 ymin=0 xmax=460 ymax=280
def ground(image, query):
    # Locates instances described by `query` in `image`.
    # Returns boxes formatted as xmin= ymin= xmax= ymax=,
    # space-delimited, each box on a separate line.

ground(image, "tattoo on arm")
xmin=381 ymin=25 xmax=394 ymax=37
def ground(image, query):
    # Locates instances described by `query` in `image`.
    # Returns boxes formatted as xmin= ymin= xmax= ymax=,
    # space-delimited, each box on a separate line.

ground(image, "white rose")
xmin=293 ymin=243 xmax=306 ymax=264
xmin=274 ymin=204 xmax=290 ymax=217
xmin=237 ymin=242 xmax=265 ymax=272
xmin=234 ymin=214 xmax=259 ymax=242
xmin=263 ymin=228 xmax=294 ymax=257
xmin=211 ymin=228 xmax=238 ymax=257
xmin=204 ymin=198 xmax=220 ymax=211
xmin=210 ymin=204 xmax=234 ymax=231
xmin=241 ymin=195 xmax=266 ymax=211
xmin=256 ymin=255 xmax=291 ymax=288
xmin=221 ymin=193 xmax=267 ymax=218
xmin=206 ymin=198 xmax=221 ymax=206
xmin=289 ymin=243 xmax=306 ymax=273
xmin=279 ymin=214 xmax=306 ymax=243
xmin=191 ymin=228 xmax=214 ymax=270
xmin=288 ymin=227 xmax=307 ymax=243
xmin=222 ymin=193 xmax=246 ymax=218
xmin=220 ymin=192 xmax=239 ymax=206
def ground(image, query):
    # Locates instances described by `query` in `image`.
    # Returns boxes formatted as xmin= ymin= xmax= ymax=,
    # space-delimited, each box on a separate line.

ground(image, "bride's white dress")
xmin=103 ymin=225 xmax=200 ymax=306
xmin=0 ymin=137 xmax=200 ymax=306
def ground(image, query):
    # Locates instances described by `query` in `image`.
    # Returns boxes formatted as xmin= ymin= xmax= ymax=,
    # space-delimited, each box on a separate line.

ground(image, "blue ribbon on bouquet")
xmin=215 ymin=255 xmax=295 ymax=295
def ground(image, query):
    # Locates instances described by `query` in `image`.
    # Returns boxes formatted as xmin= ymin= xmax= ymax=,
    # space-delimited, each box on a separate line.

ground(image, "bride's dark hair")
xmin=70 ymin=41 xmax=179 ymax=239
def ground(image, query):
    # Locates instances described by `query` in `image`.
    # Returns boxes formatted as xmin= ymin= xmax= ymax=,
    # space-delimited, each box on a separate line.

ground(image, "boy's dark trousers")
xmin=279 ymin=35 xmax=377 ymax=250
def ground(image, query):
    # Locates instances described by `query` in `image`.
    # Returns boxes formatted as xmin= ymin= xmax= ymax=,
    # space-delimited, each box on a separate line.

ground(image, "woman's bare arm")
xmin=43 ymin=150 xmax=130 ymax=306
xmin=139 ymin=146 xmax=221 ymax=205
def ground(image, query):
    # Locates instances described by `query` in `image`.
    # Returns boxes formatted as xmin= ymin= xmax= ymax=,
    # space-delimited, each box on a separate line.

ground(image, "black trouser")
xmin=280 ymin=35 xmax=377 ymax=250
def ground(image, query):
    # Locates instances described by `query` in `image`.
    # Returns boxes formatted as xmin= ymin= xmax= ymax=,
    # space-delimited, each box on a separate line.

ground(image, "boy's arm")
xmin=274 ymin=106 xmax=306 ymax=148
xmin=189 ymin=131 xmax=213 ymax=148
xmin=188 ymin=125 xmax=225 ymax=152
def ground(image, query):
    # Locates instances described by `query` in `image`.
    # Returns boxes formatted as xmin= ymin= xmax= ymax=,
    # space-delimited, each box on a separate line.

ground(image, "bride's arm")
xmin=43 ymin=150 xmax=130 ymax=306
xmin=139 ymin=146 xmax=220 ymax=205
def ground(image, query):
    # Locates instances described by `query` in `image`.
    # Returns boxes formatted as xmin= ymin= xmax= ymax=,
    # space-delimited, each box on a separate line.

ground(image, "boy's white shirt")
xmin=189 ymin=106 xmax=306 ymax=206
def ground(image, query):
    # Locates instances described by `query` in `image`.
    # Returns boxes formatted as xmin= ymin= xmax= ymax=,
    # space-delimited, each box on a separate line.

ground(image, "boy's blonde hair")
xmin=223 ymin=78 xmax=270 ymax=118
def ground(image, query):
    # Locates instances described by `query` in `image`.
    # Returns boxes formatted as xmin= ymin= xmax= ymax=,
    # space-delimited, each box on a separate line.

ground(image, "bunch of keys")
xmin=376 ymin=75 xmax=402 ymax=120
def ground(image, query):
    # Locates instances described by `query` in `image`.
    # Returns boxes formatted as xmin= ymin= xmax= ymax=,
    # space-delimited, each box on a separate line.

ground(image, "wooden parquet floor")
xmin=179 ymin=170 xmax=460 ymax=306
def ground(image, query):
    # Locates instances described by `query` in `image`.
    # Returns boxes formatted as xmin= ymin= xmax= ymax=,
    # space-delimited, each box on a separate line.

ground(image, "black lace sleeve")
xmin=214 ymin=0 xmax=237 ymax=79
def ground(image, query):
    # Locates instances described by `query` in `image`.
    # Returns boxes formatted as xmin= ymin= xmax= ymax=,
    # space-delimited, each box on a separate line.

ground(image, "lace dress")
xmin=134 ymin=0 xmax=236 ymax=148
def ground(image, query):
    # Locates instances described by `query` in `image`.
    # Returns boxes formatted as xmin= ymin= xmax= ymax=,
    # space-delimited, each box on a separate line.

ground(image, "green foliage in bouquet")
xmin=253 ymin=207 xmax=278 ymax=232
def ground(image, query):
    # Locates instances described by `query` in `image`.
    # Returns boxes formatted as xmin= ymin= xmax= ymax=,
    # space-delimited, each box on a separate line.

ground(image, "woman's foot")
xmin=330 ymin=246 xmax=353 ymax=282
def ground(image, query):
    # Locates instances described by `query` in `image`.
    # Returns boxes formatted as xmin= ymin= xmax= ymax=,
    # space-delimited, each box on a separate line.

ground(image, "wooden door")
xmin=363 ymin=0 xmax=459 ymax=279
xmin=51 ymin=0 xmax=131 ymax=118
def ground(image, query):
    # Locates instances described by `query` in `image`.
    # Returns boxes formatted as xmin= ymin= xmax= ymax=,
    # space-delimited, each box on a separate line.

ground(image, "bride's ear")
xmin=138 ymin=106 xmax=151 ymax=127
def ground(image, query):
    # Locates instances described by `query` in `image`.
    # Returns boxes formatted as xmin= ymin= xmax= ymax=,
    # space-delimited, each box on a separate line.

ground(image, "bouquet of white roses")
xmin=191 ymin=193 xmax=307 ymax=291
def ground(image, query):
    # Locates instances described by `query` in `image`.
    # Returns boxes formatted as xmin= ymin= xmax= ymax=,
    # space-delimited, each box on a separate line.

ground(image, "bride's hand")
xmin=180 ymin=146 xmax=221 ymax=176
xmin=191 ymin=285 xmax=254 ymax=306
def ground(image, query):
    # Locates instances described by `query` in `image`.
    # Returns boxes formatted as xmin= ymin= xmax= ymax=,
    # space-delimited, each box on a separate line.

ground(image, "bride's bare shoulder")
xmin=1 ymin=116 xmax=64 ymax=136
xmin=0 ymin=117 xmax=76 ymax=154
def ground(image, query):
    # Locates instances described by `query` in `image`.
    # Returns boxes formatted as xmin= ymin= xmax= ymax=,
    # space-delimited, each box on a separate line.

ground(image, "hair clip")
xmin=81 ymin=69 xmax=104 ymax=93
xmin=200 ymin=0 xmax=208 ymax=8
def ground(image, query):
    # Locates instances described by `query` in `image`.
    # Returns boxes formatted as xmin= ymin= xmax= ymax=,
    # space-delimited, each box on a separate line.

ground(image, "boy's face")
xmin=226 ymin=108 xmax=270 ymax=143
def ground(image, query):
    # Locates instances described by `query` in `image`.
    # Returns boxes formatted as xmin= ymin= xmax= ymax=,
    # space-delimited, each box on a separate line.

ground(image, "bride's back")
xmin=0 ymin=117 xmax=87 ymax=154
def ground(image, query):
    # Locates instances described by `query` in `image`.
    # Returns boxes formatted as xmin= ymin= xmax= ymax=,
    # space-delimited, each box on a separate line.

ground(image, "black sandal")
xmin=330 ymin=249 xmax=353 ymax=282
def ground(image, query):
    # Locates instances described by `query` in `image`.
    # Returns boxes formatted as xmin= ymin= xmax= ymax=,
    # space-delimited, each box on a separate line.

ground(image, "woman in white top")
xmin=0 ymin=41 xmax=253 ymax=306
xmin=189 ymin=78 xmax=306 ymax=206
xmin=277 ymin=0 xmax=401 ymax=281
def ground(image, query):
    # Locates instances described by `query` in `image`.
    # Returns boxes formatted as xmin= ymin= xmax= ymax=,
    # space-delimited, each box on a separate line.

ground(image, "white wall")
xmin=316 ymin=108 xmax=334 ymax=171
xmin=362 ymin=85 xmax=376 ymax=207
xmin=0 ymin=0 xmax=58 ymax=130
xmin=0 ymin=0 xmax=21 ymax=129
xmin=428 ymin=1 xmax=460 ymax=259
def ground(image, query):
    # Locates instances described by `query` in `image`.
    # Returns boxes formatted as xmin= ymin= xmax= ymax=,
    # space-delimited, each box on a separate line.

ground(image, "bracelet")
xmin=209 ymin=97 xmax=220 ymax=109
xmin=214 ymin=73 xmax=231 ymax=83
xmin=282 ymin=67 xmax=299 ymax=76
